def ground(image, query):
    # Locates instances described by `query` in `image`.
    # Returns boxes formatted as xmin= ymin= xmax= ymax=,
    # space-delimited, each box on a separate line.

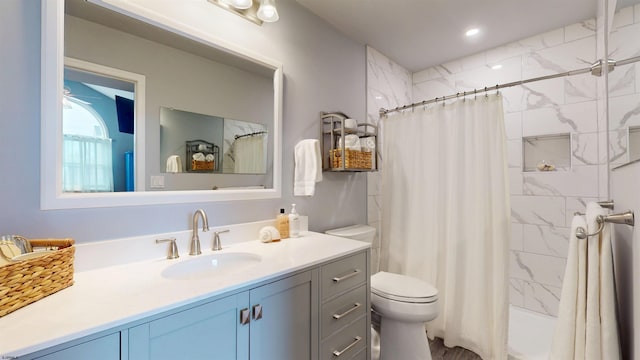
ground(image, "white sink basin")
xmin=161 ymin=252 xmax=262 ymax=280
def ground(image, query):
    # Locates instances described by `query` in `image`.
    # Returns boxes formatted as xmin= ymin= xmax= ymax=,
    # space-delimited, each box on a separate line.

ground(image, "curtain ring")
xmin=474 ymin=89 xmax=477 ymax=100
xmin=496 ymin=84 xmax=500 ymax=96
xmin=484 ymin=86 xmax=488 ymax=97
xmin=442 ymin=95 xmax=446 ymax=107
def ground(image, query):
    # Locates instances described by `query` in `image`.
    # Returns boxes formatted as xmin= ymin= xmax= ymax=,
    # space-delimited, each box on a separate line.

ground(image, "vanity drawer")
xmin=322 ymin=284 xmax=367 ymax=338
xmin=320 ymin=316 xmax=367 ymax=360
xmin=321 ymin=252 xmax=367 ymax=300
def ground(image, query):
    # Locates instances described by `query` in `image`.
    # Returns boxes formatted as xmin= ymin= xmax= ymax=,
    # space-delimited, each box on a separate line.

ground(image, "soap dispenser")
xmin=289 ymin=204 xmax=300 ymax=238
xmin=276 ymin=208 xmax=290 ymax=239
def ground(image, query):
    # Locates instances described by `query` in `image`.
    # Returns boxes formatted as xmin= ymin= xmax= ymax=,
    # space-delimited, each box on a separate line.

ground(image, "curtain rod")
xmin=379 ymin=55 xmax=640 ymax=116
xmin=234 ymin=131 xmax=267 ymax=140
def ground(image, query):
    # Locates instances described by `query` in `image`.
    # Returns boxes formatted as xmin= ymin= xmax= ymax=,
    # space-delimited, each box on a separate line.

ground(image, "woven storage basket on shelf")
xmin=0 ymin=238 xmax=75 ymax=317
xmin=330 ymin=149 xmax=372 ymax=170
xmin=191 ymin=160 xmax=214 ymax=171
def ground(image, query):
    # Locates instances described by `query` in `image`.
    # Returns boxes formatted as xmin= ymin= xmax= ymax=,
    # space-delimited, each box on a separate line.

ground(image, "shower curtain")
xmin=380 ymin=94 xmax=510 ymax=360
xmin=233 ymin=134 xmax=266 ymax=173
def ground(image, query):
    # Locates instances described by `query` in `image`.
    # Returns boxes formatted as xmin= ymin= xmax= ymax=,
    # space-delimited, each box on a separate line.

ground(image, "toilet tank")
xmin=325 ymin=224 xmax=376 ymax=243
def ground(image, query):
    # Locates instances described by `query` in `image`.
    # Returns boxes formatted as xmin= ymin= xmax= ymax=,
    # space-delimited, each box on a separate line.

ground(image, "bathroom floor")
xmin=429 ymin=337 xmax=482 ymax=360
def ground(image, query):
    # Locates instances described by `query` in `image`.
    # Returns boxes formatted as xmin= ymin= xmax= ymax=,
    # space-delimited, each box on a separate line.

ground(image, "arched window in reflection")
xmin=62 ymin=95 xmax=114 ymax=192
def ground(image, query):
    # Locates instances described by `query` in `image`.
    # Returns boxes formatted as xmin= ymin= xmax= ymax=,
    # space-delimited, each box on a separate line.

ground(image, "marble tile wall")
xmin=365 ymin=46 xmax=412 ymax=273
xmin=366 ymin=5 xmax=639 ymax=317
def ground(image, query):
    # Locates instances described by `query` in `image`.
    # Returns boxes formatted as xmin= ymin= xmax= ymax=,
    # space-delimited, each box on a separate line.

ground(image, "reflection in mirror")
xmin=41 ymin=0 xmax=283 ymax=208
xmin=63 ymin=61 xmax=138 ymax=193
xmin=610 ymin=0 xmax=640 ymax=166
xmin=160 ymin=108 xmax=268 ymax=176
xmin=223 ymin=119 xmax=268 ymax=174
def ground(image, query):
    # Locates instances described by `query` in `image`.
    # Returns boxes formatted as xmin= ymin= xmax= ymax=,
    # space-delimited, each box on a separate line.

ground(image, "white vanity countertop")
xmin=0 ymin=230 xmax=369 ymax=357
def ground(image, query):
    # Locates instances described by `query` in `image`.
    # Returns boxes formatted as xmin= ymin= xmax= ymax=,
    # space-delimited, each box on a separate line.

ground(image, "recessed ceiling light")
xmin=465 ymin=28 xmax=480 ymax=37
xmin=491 ymin=64 xmax=503 ymax=70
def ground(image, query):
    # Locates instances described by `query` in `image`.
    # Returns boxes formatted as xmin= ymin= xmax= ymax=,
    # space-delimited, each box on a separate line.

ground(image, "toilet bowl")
xmin=371 ymin=271 xmax=438 ymax=360
xmin=325 ymin=225 xmax=439 ymax=360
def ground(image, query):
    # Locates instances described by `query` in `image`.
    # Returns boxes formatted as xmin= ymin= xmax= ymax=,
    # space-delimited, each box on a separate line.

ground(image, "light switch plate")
xmin=150 ymin=176 xmax=165 ymax=189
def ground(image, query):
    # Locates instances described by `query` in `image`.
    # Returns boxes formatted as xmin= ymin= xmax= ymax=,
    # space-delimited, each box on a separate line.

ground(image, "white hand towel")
xmin=551 ymin=214 xmax=587 ymax=359
xmin=585 ymin=202 xmax=621 ymax=360
xmin=165 ymin=155 xmax=182 ymax=173
xmin=192 ymin=152 xmax=205 ymax=161
xmin=294 ymin=139 xmax=322 ymax=196
xmin=205 ymin=154 xmax=214 ymax=162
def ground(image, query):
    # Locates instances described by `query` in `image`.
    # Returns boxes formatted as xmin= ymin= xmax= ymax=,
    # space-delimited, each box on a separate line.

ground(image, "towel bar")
xmin=575 ymin=210 xmax=635 ymax=240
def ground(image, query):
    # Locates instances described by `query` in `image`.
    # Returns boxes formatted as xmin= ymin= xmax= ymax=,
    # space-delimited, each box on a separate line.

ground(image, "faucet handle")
xmin=156 ymin=237 xmax=179 ymax=259
xmin=212 ymin=229 xmax=230 ymax=251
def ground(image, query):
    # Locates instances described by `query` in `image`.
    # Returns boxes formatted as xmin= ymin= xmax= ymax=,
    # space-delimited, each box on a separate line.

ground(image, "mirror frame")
xmin=41 ymin=0 xmax=283 ymax=209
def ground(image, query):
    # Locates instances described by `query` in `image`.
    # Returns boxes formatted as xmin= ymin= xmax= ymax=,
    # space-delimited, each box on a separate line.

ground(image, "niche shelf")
xmin=522 ymin=133 xmax=571 ymax=172
xmin=629 ymin=126 xmax=640 ymax=162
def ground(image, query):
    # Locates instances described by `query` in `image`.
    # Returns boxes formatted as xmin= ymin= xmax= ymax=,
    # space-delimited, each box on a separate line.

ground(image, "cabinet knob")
xmin=252 ymin=304 xmax=263 ymax=320
xmin=239 ymin=308 xmax=250 ymax=325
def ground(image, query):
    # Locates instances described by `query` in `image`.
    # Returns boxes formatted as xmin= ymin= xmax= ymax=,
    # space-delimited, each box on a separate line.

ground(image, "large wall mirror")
xmin=41 ymin=0 xmax=283 ymax=209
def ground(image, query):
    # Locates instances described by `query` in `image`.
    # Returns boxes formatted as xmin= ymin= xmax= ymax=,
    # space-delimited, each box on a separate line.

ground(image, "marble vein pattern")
xmin=366 ymin=46 xmax=411 ymax=273
xmin=368 ymin=4 xmax=639 ymax=317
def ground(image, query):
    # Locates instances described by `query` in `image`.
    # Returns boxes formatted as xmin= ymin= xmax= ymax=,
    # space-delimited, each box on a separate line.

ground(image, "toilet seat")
xmin=371 ymin=271 xmax=438 ymax=304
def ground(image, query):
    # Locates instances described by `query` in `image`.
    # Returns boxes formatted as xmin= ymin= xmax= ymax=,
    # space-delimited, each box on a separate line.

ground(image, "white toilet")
xmin=325 ymin=225 xmax=439 ymax=360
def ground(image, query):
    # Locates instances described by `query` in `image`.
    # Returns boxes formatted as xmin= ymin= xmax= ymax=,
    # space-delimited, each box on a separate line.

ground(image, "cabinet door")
xmin=128 ymin=292 xmax=250 ymax=360
xmin=249 ymin=270 xmax=318 ymax=360
xmin=32 ymin=333 xmax=120 ymax=360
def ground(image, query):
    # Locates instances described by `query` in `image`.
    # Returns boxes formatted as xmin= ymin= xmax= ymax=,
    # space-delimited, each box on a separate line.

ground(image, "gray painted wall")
xmin=0 ymin=0 xmax=367 ymax=242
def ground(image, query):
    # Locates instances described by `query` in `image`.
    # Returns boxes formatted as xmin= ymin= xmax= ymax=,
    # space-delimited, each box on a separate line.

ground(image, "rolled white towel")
xmin=360 ymin=137 xmax=375 ymax=152
xmin=192 ymin=152 xmax=205 ymax=161
xmin=205 ymin=154 xmax=214 ymax=162
xmin=337 ymin=134 xmax=361 ymax=151
xmin=344 ymin=118 xmax=357 ymax=130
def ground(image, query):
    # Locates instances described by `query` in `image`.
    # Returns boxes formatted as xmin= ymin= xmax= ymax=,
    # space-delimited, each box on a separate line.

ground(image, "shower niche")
xmin=522 ymin=134 xmax=571 ymax=172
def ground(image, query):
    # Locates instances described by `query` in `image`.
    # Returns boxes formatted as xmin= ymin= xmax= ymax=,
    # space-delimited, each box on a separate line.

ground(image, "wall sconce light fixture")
xmin=208 ymin=0 xmax=279 ymax=25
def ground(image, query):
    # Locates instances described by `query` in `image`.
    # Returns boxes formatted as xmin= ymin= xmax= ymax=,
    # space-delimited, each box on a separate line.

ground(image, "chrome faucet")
xmin=212 ymin=229 xmax=230 ymax=251
xmin=190 ymin=209 xmax=209 ymax=255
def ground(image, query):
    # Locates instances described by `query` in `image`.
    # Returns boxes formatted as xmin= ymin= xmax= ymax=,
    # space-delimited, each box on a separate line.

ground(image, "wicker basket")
xmin=330 ymin=149 xmax=372 ymax=169
xmin=0 ymin=238 xmax=75 ymax=317
xmin=191 ymin=160 xmax=214 ymax=171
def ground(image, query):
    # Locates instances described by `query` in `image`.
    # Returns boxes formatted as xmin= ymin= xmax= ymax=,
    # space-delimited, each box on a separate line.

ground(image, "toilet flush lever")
xmin=332 ymin=269 xmax=361 ymax=283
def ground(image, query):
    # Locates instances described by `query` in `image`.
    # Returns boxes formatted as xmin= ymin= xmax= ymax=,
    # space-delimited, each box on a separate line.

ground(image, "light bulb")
xmin=465 ymin=28 xmax=480 ymax=37
xmin=257 ymin=0 xmax=279 ymax=22
xmin=231 ymin=0 xmax=252 ymax=9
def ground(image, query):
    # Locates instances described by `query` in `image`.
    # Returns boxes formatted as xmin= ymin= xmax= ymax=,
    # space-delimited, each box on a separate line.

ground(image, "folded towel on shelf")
xmin=360 ymin=137 xmax=376 ymax=169
xmin=205 ymin=154 xmax=214 ymax=162
xmin=337 ymin=134 xmax=361 ymax=151
xmin=192 ymin=152 xmax=205 ymax=161
xmin=165 ymin=155 xmax=182 ymax=173
xmin=360 ymin=137 xmax=375 ymax=152
xmin=294 ymin=139 xmax=322 ymax=196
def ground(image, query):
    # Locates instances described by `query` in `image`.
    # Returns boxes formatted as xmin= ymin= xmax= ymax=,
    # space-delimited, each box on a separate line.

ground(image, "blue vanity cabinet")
xmin=248 ymin=270 xmax=318 ymax=360
xmin=127 ymin=269 xmax=317 ymax=360
xmin=128 ymin=292 xmax=250 ymax=360
xmin=27 ymin=332 xmax=121 ymax=360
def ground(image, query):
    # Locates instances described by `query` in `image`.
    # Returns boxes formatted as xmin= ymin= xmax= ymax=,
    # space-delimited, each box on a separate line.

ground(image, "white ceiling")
xmin=295 ymin=0 xmax=635 ymax=72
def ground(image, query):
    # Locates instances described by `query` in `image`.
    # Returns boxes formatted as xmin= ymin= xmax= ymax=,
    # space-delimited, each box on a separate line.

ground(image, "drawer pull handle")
xmin=332 ymin=302 xmax=362 ymax=320
xmin=332 ymin=269 xmax=361 ymax=283
xmin=332 ymin=336 xmax=362 ymax=357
